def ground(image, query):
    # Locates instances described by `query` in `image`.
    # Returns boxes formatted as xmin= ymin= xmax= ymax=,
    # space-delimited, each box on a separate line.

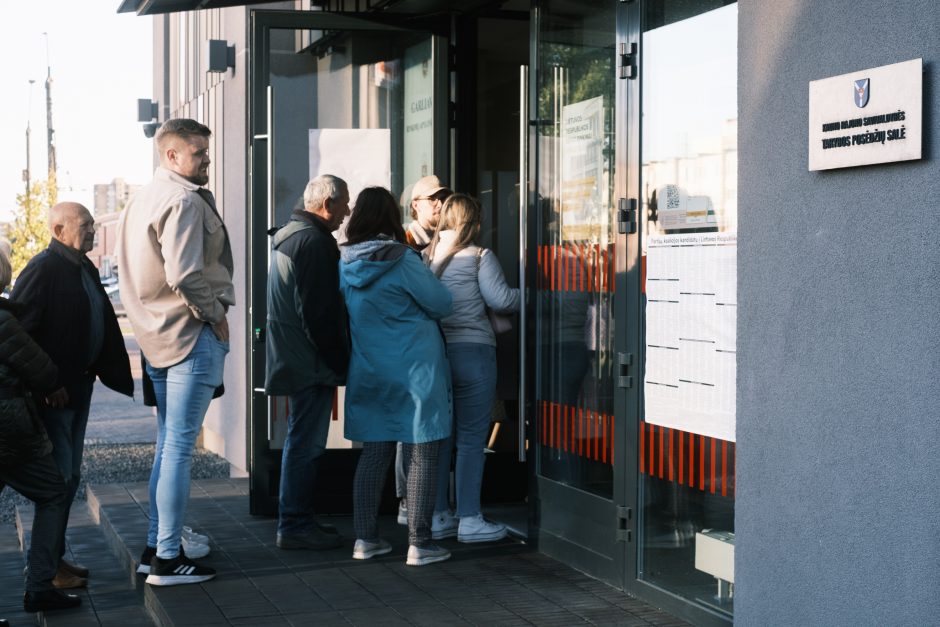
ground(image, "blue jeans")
xmin=435 ymin=343 xmax=497 ymax=517
xmin=39 ymin=374 xmax=94 ymax=558
xmin=277 ymin=384 xmax=335 ymax=536
xmin=145 ymin=325 xmax=228 ymax=558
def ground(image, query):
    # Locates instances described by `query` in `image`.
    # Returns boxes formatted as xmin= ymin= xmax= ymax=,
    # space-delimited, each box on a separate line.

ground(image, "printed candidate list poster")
xmin=644 ymin=233 xmax=736 ymax=442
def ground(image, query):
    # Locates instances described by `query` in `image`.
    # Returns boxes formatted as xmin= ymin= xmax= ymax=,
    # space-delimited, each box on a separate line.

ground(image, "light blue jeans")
xmin=277 ymin=384 xmax=335 ymax=536
xmin=435 ymin=343 xmax=497 ymax=517
xmin=145 ymin=325 xmax=228 ymax=558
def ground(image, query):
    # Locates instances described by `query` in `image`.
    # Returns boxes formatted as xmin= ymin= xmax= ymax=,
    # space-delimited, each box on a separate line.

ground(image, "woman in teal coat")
xmin=339 ymin=186 xmax=453 ymax=566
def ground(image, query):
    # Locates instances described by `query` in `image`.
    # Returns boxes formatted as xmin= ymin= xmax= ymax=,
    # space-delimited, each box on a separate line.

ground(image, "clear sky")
xmin=0 ymin=2 xmax=154 ymax=223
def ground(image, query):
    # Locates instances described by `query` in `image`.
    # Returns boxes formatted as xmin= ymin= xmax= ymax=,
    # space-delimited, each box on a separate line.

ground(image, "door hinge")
xmin=619 ymin=42 xmax=637 ymax=80
xmin=617 ymin=198 xmax=637 ymax=234
xmin=616 ymin=506 xmax=633 ymax=542
xmin=617 ymin=351 xmax=634 ymax=389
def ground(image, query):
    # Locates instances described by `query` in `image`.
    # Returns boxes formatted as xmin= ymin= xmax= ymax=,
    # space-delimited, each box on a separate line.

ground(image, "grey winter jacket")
xmin=0 ymin=298 xmax=58 ymax=464
xmin=425 ymin=230 xmax=520 ymax=346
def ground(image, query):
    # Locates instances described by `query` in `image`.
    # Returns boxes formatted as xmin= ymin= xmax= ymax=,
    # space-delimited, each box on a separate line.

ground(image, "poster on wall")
xmin=561 ymin=95 xmax=605 ymax=241
xmin=403 ymin=38 xmax=434 ymax=206
xmin=309 ymin=128 xmax=391 ymax=240
xmin=644 ymin=233 xmax=736 ymax=442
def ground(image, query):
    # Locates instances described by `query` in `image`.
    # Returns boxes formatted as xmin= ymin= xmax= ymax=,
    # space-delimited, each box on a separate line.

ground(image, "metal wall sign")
xmin=808 ymin=58 xmax=922 ymax=171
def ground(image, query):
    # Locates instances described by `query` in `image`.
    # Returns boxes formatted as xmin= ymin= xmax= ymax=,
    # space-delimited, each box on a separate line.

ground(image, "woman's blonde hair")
xmin=425 ymin=193 xmax=482 ymax=271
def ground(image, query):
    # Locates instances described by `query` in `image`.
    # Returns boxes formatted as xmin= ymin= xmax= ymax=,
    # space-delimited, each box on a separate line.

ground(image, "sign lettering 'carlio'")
xmin=808 ymin=58 xmax=922 ymax=171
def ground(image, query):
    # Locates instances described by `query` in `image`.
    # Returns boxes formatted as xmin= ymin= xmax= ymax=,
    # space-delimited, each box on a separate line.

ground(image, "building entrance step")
xmin=14 ymin=497 xmax=154 ymax=626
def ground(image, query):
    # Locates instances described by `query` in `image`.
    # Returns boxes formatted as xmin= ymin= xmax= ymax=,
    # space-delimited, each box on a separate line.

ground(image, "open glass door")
xmin=531 ymin=0 xmax=625 ymax=586
xmin=248 ymin=10 xmax=448 ymax=515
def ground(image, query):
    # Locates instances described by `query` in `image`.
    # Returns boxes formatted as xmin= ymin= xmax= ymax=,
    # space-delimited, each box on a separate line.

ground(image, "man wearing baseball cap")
xmin=406 ymin=175 xmax=452 ymax=251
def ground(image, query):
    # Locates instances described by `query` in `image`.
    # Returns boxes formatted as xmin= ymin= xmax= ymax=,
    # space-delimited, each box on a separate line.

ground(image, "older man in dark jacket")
xmin=0 ymin=248 xmax=81 ymax=613
xmin=266 ymin=174 xmax=350 ymax=550
xmin=11 ymin=201 xmax=133 ymax=588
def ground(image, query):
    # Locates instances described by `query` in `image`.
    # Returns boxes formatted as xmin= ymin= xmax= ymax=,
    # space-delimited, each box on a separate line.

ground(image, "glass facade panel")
xmin=638 ymin=1 xmax=737 ymax=617
xmin=535 ymin=0 xmax=617 ymax=498
xmin=268 ymin=27 xmax=434 ymax=226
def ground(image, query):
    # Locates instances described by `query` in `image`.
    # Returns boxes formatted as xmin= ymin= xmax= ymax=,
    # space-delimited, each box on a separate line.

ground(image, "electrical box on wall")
xmin=695 ymin=529 xmax=735 ymax=583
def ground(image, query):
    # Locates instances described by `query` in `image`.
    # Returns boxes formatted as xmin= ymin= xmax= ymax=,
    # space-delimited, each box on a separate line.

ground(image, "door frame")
xmin=247 ymin=9 xmax=449 ymax=515
xmin=523 ymin=0 xmax=632 ymax=589
xmin=617 ymin=2 xmax=733 ymax=624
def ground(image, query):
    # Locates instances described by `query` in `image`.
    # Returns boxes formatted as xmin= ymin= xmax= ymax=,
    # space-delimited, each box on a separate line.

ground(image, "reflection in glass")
xmin=535 ymin=0 xmax=616 ymax=498
xmin=639 ymin=1 xmax=737 ymax=617
xmin=265 ymin=28 xmax=433 ymax=450
xmin=268 ymin=28 xmax=432 ymax=227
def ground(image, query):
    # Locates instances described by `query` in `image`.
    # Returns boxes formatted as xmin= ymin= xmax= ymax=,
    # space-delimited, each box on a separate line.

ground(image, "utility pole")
xmin=24 ymin=79 xmax=36 ymax=205
xmin=43 ymin=32 xmax=56 ymax=180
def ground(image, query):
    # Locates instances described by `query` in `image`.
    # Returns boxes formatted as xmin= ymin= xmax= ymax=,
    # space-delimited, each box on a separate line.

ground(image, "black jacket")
xmin=264 ymin=210 xmax=350 ymax=394
xmin=0 ymin=298 xmax=57 ymax=463
xmin=11 ymin=239 xmax=133 ymax=397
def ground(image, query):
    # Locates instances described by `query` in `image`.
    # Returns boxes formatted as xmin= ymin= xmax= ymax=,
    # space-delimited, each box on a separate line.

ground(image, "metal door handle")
xmin=518 ymin=64 xmax=528 ymax=463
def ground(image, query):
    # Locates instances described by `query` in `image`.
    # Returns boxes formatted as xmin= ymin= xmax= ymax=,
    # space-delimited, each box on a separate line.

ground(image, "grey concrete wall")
xmin=202 ymin=7 xmax=250 ymax=474
xmin=737 ymin=1 xmax=940 ymax=624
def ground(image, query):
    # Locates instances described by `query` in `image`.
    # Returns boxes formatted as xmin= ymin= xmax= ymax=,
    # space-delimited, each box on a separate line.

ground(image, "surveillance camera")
xmin=143 ymin=121 xmax=162 ymax=139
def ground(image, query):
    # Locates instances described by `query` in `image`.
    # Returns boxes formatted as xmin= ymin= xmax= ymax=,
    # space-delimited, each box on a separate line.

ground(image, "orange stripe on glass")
xmin=678 ymin=430 xmax=685 ymax=485
xmin=710 ymin=438 xmax=717 ymax=494
xmin=639 ymin=420 xmax=645 ymax=473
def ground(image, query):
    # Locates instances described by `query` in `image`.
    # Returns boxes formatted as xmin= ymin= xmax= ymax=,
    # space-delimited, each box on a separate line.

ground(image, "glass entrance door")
xmin=531 ymin=0 xmax=625 ymax=586
xmin=248 ymin=10 xmax=448 ymax=515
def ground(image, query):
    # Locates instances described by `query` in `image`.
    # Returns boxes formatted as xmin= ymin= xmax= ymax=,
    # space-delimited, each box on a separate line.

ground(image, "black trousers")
xmin=0 ymin=453 xmax=68 ymax=592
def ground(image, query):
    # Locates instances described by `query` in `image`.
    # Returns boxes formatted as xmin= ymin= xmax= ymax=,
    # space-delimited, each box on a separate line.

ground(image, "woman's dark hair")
xmin=344 ymin=187 xmax=405 ymax=245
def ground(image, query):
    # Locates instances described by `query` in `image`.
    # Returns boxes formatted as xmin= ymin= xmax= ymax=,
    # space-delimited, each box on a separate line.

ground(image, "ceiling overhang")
xmin=118 ymin=0 xmax=285 ymax=15
xmin=118 ymin=0 xmax=510 ymax=16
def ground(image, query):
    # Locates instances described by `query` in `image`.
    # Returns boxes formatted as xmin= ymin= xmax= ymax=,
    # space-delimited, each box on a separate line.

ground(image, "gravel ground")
xmin=0 ymin=443 xmax=231 ymax=523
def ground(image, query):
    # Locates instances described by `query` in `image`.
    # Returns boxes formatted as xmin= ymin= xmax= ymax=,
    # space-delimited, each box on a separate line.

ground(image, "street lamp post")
xmin=24 ymin=79 xmax=36 ymax=206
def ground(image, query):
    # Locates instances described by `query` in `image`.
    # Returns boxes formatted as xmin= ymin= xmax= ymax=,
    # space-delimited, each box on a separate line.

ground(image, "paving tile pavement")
xmin=86 ymin=478 xmax=689 ymax=626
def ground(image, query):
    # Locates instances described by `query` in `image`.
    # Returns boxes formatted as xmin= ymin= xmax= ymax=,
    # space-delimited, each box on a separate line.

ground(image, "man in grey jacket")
xmin=117 ymin=118 xmax=234 ymax=587
xmin=266 ymin=175 xmax=350 ymax=550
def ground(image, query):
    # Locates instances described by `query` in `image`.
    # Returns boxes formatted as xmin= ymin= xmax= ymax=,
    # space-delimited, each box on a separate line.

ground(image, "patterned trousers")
xmin=353 ymin=440 xmax=441 ymax=547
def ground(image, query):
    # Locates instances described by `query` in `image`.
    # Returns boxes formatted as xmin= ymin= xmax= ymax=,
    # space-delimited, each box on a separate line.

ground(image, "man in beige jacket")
xmin=117 ymin=118 xmax=234 ymax=587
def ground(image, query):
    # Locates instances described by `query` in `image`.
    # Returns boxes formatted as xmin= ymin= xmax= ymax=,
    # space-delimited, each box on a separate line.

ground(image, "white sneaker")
xmin=457 ymin=514 xmax=507 ymax=543
xmin=352 ymin=538 xmax=393 ymax=560
xmin=406 ymin=544 xmax=451 ymax=566
xmin=431 ymin=510 xmax=458 ymax=540
xmin=182 ymin=526 xmax=209 ymax=545
xmin=397 ymin=501 xmax=408 ymax=526
xmin=181 ymin=534 xmax=210 ymax=559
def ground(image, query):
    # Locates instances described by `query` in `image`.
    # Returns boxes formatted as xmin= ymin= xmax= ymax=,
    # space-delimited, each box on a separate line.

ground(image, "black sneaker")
xmin=137 ymin=546 xmax=156 ymax=574
xmin=145 ymin=554 xmax=215 ymax=586
xmin=138 ymin=544 xmax=187 ymax=574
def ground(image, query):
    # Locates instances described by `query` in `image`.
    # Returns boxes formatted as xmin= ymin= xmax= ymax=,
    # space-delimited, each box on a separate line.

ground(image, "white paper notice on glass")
xmin=644 ymin=233 xmax=736 ymax=442
xmin=309 ymin=128 xmax=392 ymax=240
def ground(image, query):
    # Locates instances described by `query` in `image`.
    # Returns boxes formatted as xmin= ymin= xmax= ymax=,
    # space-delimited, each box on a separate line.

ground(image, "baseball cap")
xmin=411 ymin=175 xmax=448 ymax=201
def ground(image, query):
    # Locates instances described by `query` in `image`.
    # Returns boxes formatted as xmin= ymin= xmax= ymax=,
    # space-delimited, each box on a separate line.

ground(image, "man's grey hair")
xmin=303 ymin=175 xmax=348 ymax=211
xmin=0 ymin=245 xmax=11 ymax=292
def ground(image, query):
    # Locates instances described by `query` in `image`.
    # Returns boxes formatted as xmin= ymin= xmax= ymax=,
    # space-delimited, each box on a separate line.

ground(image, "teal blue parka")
xmin=339 ymin=238 xmax=453 ymax=444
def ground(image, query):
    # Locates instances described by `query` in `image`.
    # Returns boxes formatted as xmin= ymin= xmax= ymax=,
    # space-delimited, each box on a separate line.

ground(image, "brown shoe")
xmin=59 ymin=559 xmax=89 ymax=578
xmin=52 ymin=566 xmax=87 ymax=590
